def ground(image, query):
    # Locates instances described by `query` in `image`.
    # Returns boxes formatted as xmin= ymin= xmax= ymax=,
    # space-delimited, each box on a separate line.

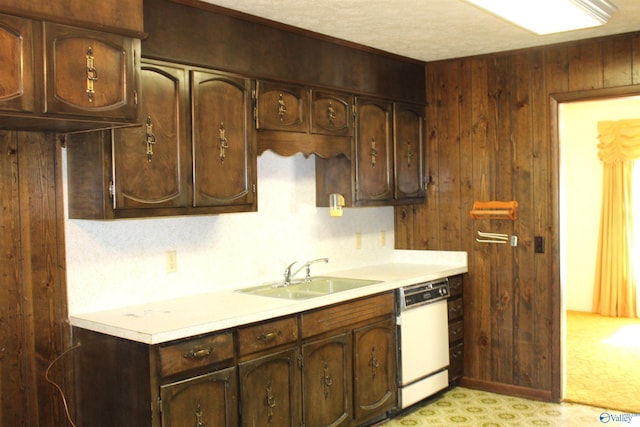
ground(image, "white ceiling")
xmin=200 ymin=0 xmax=640 ymax=62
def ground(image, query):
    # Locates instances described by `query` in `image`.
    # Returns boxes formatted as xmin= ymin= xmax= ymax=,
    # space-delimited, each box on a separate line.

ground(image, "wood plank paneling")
xmin=395 ymin=32 xmax=640 ymax=400
xmin=0 ymin=131 xmax=70 ymax=427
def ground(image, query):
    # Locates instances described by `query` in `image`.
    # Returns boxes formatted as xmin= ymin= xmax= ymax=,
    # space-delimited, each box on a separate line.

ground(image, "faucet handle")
xmin=303 ymin=257 xmax=329 ymax=281
xmin=284 ymin=261 xmax=298 ymax=284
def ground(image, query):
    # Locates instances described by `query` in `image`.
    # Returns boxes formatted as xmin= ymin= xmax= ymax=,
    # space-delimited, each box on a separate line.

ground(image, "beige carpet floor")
xmin=565 ymin=310 xmax=640 ymax=414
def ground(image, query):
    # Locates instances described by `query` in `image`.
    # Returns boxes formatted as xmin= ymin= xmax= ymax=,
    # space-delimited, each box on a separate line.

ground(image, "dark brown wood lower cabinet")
xmin=160 ymin=368 xmax=238 ymax=427
xmin=239 ymin=347 xmax=302 ymax=427
xmin=302 ymin=332 xmax=351 ymax=427
xmin=353 ymin=318 xmax=397 ymax=424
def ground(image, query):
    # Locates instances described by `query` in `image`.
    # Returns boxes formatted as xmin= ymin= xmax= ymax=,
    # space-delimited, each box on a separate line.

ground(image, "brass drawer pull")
xmin=183 ymin=347 xmax=213 ymax=360
xmin=257 ymin=330 xmax=281 ymax=342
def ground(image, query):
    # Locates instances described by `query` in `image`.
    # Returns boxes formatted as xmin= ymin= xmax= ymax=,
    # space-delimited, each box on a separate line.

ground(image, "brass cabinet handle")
xmin=183 ymin=347 xmax=213 ymax=360
xmin=145 ymin=116 xmax=156 ymax=162
xmin=277 ymin=93 xmax=287 ymax=121
xmin=257 ymin=330 xmax=281 ymax=342
xmin=406 ymin=140 xmax=413 ymax=167
xmin=195 ymin=403 xmax=205 ymax=427
xmin=368 ymin=347 xmax=379 ymax=379
xmin=322 ymin=362 xmax=333 ymax=399
xmin=218 ymin=122 xmax=229 ymax=163
xmin=264 ymin=383 xmax=277 ymax=422
xmin=327 ymin=101 xmax=336 ymax=126
xmin=370 ymin=137 xmax=378 ymax=167
xmin=85 ymin=47 xmax=98 ymax=102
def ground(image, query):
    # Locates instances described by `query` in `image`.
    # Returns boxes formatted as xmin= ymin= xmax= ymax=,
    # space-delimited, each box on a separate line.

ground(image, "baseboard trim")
xmin=459 ymin=377 xmax=555 ymax=403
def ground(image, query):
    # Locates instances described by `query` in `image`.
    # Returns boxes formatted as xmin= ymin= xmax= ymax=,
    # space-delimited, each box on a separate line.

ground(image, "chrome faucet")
xmin=283 ymin=257 xmax=329 ymax=285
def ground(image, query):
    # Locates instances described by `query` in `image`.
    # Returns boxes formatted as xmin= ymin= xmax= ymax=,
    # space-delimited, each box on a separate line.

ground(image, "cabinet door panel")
xmin=239 ymin=347 xmax=302 ymax=427
xmin=256 ymin=81 xmax=308 ymax=132
xmin=160 ymin=367 xmax=238 ymax=427
xmin=302 ymin=332 xmax=351 ymax=427
xmin=353 ymin=318 xmax=396 ymax=422
xmin=311 ymin=90 xmax=353 ymax=136
xmin=394 ymin=103 xmax=425 ymax=200
xmin=113 ymin=63 xmax=189 ymax=209
xmin=192 ymin=71 xmax=255 ymax=207
xmin=355 ymin=98 xmax=393 ymax=202
xmin=0 ymin=14 xmax=35 ymax=113
xmin=44 ymin=22 xmax=138 ymax=119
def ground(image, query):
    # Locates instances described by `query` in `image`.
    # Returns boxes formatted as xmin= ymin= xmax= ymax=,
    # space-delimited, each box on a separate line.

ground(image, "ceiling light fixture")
xmin=464 ymin=0 xmax=617 ymax=35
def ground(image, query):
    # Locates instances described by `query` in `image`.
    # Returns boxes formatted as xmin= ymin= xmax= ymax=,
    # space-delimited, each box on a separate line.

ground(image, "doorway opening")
xmin=558 ymin=95 xmax=640 ymax=413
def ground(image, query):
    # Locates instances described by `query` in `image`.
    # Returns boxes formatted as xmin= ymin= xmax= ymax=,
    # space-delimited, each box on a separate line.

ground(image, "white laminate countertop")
xmin=70 ymin=260 xmax=467 ymax=345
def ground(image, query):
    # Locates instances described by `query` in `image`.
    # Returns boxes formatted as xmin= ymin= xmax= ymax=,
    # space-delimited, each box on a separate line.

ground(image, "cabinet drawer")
xmin=449 ymin=342 xmax=464 ymax=381
xmin=447 ymin=297 xmax=463 ymax=321
xmin=448 ymin=319 xmax=464 ymax=344
xmin=449 ymin=275 xmax=463 ymax=298
xmin=158 ymin=331 xmax=234 ymax=377
xmin=302 ymin=292 xmax=394 ymax=338
xmin=238 ymin=316 xmax=299 ymax=356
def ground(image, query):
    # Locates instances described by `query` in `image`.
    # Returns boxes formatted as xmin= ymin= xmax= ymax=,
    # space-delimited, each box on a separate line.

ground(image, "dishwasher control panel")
xmin=398 ymin=278 xmax=450 ymax=310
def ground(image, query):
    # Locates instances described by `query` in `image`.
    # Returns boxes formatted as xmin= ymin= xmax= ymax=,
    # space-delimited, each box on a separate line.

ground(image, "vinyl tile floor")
xmin=380 ymin=387 xmax=640 ymax=427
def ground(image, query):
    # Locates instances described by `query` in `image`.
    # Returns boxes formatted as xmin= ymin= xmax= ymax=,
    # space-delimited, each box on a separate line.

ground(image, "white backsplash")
xmin=64 ymin=150 xmax=395 ymax=315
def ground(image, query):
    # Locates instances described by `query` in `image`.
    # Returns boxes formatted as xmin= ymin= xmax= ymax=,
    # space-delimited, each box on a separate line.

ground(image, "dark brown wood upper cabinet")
xmin=0 ymin=13 xmax=141 ymax=132
xmin=393 ymin=102 xmax=426 ymax=201
xmin=355 ymin=97 xmax=394 ymax=203
xmin=310 ymin=90 xmax=353 ymax=137
xmin=44 ymin=22 xmax=138 ymax=120
xmin=0 ymin=14 xmax=35 ymax=113
xmin=315 ymin=98 xmax=426 ymax=207
xmin=192 ymin=70 xmax=256 ymax=208
xmin=112 ymin=62 xmax=190 ymax=210
xmin=256 ymin=81 xmax=308 ymax=132
xmin=66 ymin=60 xmax=257 ymax=219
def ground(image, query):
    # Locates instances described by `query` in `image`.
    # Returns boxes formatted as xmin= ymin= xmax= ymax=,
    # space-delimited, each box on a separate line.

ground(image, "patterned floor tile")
xmin=381 ymin=387 xmax=640 ymax=427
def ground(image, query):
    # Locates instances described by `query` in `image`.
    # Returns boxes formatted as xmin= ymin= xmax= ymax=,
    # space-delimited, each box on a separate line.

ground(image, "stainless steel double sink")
xmin=235 ymin=276 xmax=381 ymax=300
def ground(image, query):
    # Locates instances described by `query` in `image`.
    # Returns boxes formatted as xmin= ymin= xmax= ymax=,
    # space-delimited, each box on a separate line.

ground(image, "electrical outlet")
xmin=380 ymin=230 xmax=386 ymax=246
xmin=166 ymin=250 xmax=177 ymax=273
xmin=355 ymin=232 xmax=362 ymax=250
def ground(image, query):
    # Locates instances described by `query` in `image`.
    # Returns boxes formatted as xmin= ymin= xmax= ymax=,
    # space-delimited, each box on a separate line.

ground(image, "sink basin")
xmin=236 ymin=276 xmax=381 ymax=300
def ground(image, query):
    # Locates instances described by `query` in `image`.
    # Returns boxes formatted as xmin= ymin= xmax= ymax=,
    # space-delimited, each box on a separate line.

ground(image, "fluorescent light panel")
xmin=464 ymin=0 xmax=617 ymax=35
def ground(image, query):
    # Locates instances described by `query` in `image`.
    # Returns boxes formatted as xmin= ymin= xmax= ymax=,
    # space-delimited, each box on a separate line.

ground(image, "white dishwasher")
xmin=396 ymin=278 xmax=450 ymax=409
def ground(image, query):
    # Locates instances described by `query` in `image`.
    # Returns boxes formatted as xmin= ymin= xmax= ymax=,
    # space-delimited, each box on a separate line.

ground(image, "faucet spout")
xmin=284 ymin=257 xmax=329 ymax=285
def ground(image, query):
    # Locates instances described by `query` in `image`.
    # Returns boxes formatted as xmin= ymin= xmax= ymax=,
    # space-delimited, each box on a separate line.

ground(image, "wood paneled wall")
xmin=0 ymin=132 xmax=70 ymax=426
xmin=395 ymin=32 xmax=640 ymax=401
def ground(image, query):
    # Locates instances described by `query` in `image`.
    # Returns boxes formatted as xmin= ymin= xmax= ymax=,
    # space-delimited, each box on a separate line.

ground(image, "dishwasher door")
xmin=399 ymin=299 xmax=449 ymax=386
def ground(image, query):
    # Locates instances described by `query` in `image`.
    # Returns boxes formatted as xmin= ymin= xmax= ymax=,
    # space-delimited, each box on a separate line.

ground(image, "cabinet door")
xmin=353 ymin=318 xmax=397 ymax=423
xmin=112 ymin=62 xmax=190 ymax=209
xmin=256 ymin=81 xmax=308 ymax=132
xmin=43 ymin=22 xmax=138 ymax=119
xmin=192 ymin=70 xmax=256 ymax=208
xmin=239 ymin=347 xmax=302 ymax=427
xmin=311 ymin=90 xmax=353 ymax=136
xmin=160 ymin=367 xmax=238 ymax=427
xmin=394 ymin=103 xmax=426 ymax=200
xmin=302 ymin=332 xmax=351 ymax=427
xmin=0 ymin=14 xmax=35 ymax=113
xmin=355 ymin=97 xmax=393 ymax=203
